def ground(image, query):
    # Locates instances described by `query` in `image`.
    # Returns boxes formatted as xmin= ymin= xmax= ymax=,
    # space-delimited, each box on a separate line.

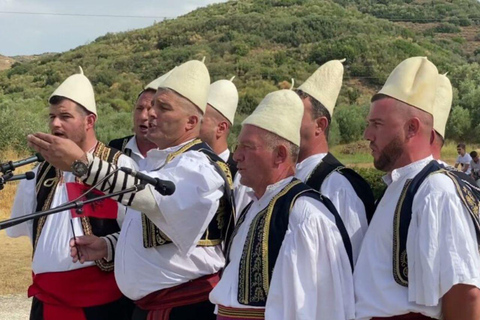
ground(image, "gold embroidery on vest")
xmin=238 ymin=179 xmax=302 ymax=304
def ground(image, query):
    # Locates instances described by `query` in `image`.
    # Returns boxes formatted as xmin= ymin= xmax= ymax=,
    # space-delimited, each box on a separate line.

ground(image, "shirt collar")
xmin=296 ymin=153 xmax=327 ymax=171
xmin=125 ymin=136 xmax=143 ymax=159
xmin=218 ymin=149 xmax=230 ymax=162
xmin=382 ymin=156 xmax=434 ymax=185
xmin=246 ymin=176 xmax=295 ymax=202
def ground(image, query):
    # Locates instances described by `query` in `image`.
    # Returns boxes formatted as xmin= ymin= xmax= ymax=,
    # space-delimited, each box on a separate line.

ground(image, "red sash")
xmin=217 ymin=305 xmax=265 ymax=320
xmin=135 ymin=273 xmax=219 ymax=320
xmin=28 ymin=266 xmax=123 ymax=320
xmin=372 ymin=314 xmax=434 ymax=320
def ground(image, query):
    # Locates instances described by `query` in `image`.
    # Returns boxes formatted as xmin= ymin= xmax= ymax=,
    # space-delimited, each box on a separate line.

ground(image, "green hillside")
xmin=1 ymin=0 xmax=480 ymax=153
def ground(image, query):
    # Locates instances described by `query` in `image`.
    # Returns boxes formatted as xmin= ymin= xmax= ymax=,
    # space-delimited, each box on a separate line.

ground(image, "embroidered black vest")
xmin=226 ymin=152 xmax=238 ymax=178
xmin=230 ymin=178 xmax=352 ymax=307
xmin=141 ymin=139 xmax=235 ymax=249
xmin=305 ymin=152 xmax=376 ymax=223
xmin=108 ymin=135 xmax=134 ymax=157
xmin=33 ymin=142 xmax=122 ymax=272
xmin=392 ymin=160 xmax=480 ymax=286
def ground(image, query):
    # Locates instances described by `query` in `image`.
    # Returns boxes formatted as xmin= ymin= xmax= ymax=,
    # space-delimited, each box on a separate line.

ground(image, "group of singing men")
xmin=7 ymin=55 xmax=480 ymax=320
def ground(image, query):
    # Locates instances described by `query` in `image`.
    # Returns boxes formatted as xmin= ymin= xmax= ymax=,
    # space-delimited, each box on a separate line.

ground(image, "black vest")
xmin=33 ymin=142 xmax=122 ymax=272
xmin=226 ymin=152 xmax=238 ymax=178
xmin=229 ymin=178 xmax=352 ymax=307
xmin=108 ymin=135 xmax=134 ymax=157
xmin=389 ymin=160 xmax=480 ymax=286
xmin=141 ymin=139 xmax=235 ymax=249
xmin=305 ymin=152 xmax=376 ymax=223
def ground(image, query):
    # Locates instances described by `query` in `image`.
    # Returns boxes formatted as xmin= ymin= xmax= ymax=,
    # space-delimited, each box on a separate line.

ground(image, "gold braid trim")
xmin=239 ymin=179 xmax=302 ymax=304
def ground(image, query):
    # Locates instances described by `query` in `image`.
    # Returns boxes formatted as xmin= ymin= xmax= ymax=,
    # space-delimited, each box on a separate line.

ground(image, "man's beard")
xmin=373 ymin=136 xmax=405 ymax=172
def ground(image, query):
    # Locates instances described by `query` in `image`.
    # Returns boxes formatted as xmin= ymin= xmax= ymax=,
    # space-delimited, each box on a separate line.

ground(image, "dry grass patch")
xmin=0 ymin=149 xmax=34 ymax=294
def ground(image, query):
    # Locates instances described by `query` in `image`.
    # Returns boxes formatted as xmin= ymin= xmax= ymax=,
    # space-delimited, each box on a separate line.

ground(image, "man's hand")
xmin=27 ymin=132 xmax=86 ymax=171
xmin=70 ymin=235 xmax=107 ymax=263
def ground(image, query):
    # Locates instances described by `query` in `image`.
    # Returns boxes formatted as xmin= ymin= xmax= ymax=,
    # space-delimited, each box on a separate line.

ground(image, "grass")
xmin=0 ymin=149 xmax=33 ymax=295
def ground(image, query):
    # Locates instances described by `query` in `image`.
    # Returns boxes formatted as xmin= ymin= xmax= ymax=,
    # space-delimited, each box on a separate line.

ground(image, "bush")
xmin=354 ymin=167 xmax=385 ymax=200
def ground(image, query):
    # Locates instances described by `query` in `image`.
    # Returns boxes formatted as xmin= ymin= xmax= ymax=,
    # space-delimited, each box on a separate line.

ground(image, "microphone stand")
xmin=0 ymin=184 xmax=145 ymax=230
xmin=0 ymin=172 xmax=14 ymax=192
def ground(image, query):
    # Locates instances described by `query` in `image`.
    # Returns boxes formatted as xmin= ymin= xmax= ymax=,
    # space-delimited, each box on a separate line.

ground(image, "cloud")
xmin=0 ymin=0 xmax=227 ymax=56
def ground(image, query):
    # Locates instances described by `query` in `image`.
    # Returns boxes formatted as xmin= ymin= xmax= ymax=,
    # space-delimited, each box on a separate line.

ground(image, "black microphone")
xmin=0 ymin=153 xmax=45 ymax=174
xmin=120 ymin=167 xmax=176 ymax=196
xmin=1 ymin=171 xmax=35 ymax=184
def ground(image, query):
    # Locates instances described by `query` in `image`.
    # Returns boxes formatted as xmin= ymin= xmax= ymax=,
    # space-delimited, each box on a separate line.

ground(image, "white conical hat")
xmin=159 ymin=60 xmax=210 ymax=113
xmin=144 ymin=68 xmax=176 ymax=92
xmin=242 ymin=90 xmax=304 ymax=146
xmin=207 ymin=78 xmax=238 ymax=124
xmin=373 ymin=57 xmax=438 ymax=115
xmin=432 ymin=73 xmax=452 ymax=138
xmin=49 ymin=67 xmax=96 ymax=115
xmin=297 ymin=59 xmax=345 ymax=116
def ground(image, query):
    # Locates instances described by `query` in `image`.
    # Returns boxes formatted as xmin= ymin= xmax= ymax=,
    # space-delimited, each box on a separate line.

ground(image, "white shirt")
xmin=456 ymin=153 xmax=472 ymax=174
xmin=7 ymin=153 xmax=136 ymax=275
xmin=114 ymin=140 xmax=226 ymax=300
xmin=124 ymin=136 xmax=147 ymax=169
xmin=295 ymin=153 xmax=368 ymax=263
xmin=210 ymin=177 xmax=355 ymax=320
xmin=470 ymin=159 xmax=480 ymax=176
xmin=218 ymin=148 xmax=230 ymax=163
xmin=233 ymin=173 xmax=254 ymax=219
xmin=355 ymin=156 xmax=480 ymax=319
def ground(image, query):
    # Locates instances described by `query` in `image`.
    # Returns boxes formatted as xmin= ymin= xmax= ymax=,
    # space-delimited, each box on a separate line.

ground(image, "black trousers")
xmin=132 ymin=299 xmax=216 ymax=320
xmin=30 ymin=296 xmax=134 ymax=320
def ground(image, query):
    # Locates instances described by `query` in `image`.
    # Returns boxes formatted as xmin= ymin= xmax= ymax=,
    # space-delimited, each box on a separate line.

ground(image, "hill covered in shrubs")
xmin=2 ymin=0 xmax=480 ymax=153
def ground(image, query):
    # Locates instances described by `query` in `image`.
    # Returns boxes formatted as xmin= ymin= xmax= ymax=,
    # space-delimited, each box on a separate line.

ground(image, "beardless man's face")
xmin=134 ymin=90 xmax=155 ymax=140
xmin=364 ymin=98 xmax=407 ymax=172
xmin=49 ymin=99 xmax=89 ymax=147
xmin=199 ymin=104 xmax=219 ymax=147
xmin=147 ymin=90 xmax=192 ymax=149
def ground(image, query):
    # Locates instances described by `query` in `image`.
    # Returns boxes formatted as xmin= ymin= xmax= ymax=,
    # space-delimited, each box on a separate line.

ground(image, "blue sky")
xmin=0 ymin=0 xmax=227 ymax=56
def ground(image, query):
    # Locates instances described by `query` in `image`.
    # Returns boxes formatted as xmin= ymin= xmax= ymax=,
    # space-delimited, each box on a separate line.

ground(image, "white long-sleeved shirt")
xmin=210 ymin=177 xmax=355 ymax=320
xmin=85 ymin=140 xmax=226 ymax=300
xmin=7 ymin=152 xmax=136 ymax=274
xmin=355 ymin=156 xmax=480 ymax=319
xmin=295 ymin=153 xmax=368 ymax=263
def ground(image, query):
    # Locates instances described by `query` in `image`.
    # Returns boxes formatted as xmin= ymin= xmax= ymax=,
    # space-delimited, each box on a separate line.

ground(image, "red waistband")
xmin=372 ymin=313 xmax=434 ymax=320
xmin=135 ymin=273 xmax=220 ymax=320
xmin=28 ymin=266 xmax=122 ymax=320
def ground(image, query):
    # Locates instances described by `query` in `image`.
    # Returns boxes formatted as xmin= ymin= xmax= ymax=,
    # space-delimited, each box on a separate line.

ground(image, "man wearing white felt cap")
xmin=109 ymin=69 xmax=174 ymax=167
xmin=8 ymin=67 xmax=137 ymax=320
xmin=27 ymin=60 xmax=235 ymax=320
xmin=295 ymin=59 xmax=375 ymax=264
xmin=200 ymin=77 xmax=239 ymax=176
xmin=356 ymin=57 xmax=480 ymax=320
xmin=209 ymin=90 xmax=355 ymax=320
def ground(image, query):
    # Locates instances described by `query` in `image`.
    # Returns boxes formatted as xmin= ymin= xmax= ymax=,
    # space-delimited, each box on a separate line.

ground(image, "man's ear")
xmin=406 ymin=117 xmax=420 ymax=139
xmin=186 ymin=115 xmax=200 ymax=130
xmin=315 ymin=116 xmax=329 ymax=136
xmin=274 ymin=144 xmax=288 ymax=165
xmin=216 ymin=121 xmax=228 ymax=138
xmin=86 ymin=114 xmax=96 ymax=130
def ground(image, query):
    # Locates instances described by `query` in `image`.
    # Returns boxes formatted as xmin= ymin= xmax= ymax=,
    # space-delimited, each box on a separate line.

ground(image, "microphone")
xmin=0 ymin=171 xmax=35 ymax=185
xmin=120 ymin=167 xmax=176 ymax=196
xmin=0 ymin=153 xmax=45 ymax=174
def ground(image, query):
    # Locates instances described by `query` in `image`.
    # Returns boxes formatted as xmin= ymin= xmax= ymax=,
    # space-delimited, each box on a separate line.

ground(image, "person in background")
xmin=200 ymin=77 xmax=239 ymax=176
xmin=470 ymin=150 xmax=480 ymax=186
xmin=455 ymin=142 xmax=472 ymax=174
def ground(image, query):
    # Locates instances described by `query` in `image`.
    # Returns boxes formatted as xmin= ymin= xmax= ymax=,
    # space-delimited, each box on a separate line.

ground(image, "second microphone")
xmin=120 ymin=167 xmax=176 ymax=196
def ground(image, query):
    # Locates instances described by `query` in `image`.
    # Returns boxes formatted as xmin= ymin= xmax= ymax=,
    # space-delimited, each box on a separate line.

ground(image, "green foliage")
xmin=334 ymin=105 xmax=368 ymax=144
xmin=446 ymin=106 xmax=472 ymax=141
xmin=354 ymin=167 xmax=385 ymax=200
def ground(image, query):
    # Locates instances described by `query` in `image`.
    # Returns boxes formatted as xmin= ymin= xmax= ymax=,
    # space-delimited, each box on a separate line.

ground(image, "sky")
xmin=0 ymin=0 xmax=227 ymax=56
